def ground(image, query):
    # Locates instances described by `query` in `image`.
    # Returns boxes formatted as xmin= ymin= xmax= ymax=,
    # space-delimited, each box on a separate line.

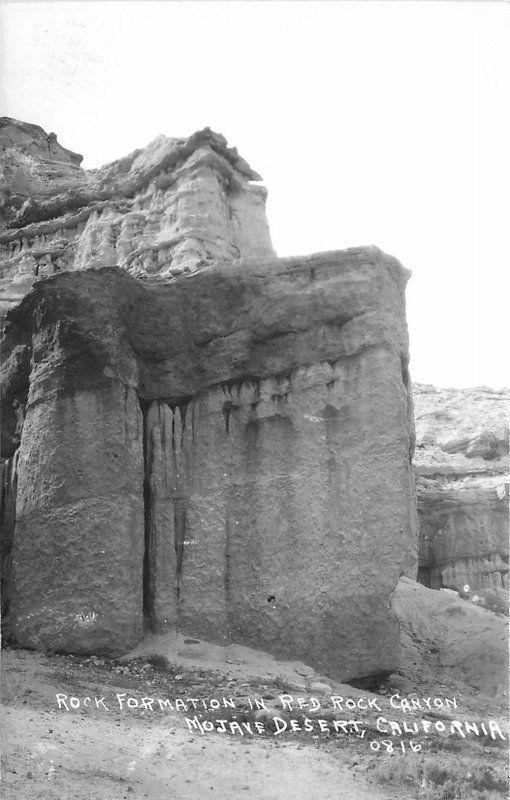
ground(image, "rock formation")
xmin=413 ymin=384 xmax=509 ymax=596
xmin=391 ymin=577 xmax=508 ymax=697
xmin=0 ymin=120 xmax=417 ymax=681
xmin=0 ymin=117 xmax=274 ymax=322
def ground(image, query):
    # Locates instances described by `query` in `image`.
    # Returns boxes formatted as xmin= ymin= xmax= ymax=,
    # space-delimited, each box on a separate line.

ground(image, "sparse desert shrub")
xmin=372 ymin=760 xmax=393 ymax=784
xmin=423 ymin=760 xmax=450 ymax=786
xmin=372 ymin=756 xmax=423 ymax=788
xmin=372 ymin=756 xmax=508 ymax=800
xmin=423 ymin=780 xmax=505 ymax=800
xmin=420 ymin=759 xmax=508 ymax=800
xmin=469 ymin=766 xmax=508 ymax=794
xmin=475 ymin=590 xmax=509 ymax=617
xmin=145 ymin=652 xmax=170 ymax=672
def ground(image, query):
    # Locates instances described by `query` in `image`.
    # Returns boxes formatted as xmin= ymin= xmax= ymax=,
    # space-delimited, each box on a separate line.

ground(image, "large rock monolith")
xmin=0 ymin=122 xmax=417 ymax=681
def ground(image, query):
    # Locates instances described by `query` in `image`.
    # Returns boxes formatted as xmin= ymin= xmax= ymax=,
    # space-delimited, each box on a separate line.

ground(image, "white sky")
xmin=1 ymin=1 xmax=508 ymax=388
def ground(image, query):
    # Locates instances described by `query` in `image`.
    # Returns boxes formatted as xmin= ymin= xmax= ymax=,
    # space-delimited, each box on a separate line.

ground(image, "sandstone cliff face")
xmin=413 ymin=384 xmax=509 ymax=595
xmin=0 ymin=119 xmax=274 ymax=322
xmin=0 ymin=118 xmax=84 ymax=221
xmin=0 ymin=121 xmax=417 ymax=680
xmin=1 ymin=248 xmax=417 ymax=680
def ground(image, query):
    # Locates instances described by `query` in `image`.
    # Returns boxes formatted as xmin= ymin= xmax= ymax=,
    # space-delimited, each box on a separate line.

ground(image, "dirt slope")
xmin=2 ymin=597 xmax=508 ymax=800
xmin=3 ymin=649 xmax=406 ymax=800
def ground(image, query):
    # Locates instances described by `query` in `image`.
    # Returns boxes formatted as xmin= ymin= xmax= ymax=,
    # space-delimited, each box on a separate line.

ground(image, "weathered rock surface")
xmin=0 ymin=118 xmax=84 ymax=223
xmin=0 ymin=119 xmax=274 ymax=322
xmin=413 ymin=384 xmax=509 ymax=595
xmin=1 ymin=247 xmax=417 ymax=679
xmin=392 ymin=577 xmax=508 ymax=696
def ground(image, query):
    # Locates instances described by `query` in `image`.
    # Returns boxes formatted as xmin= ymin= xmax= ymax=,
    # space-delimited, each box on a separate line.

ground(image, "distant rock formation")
xmin=413 ymin=384 xmax=509 ymax=595
xmin=0 ymin=121 xmax=417 ymax=681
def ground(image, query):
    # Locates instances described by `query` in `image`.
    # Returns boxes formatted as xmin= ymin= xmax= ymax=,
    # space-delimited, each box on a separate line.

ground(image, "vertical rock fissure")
xmin=0 ymin=453 xmax=18 ymax=618
xmin=140 ymin=400 xmax=156 ymax=631
xmin=222 ymin=400 xmax=236 ymax=434
xmin=173 ymin=499 xmax=186 ymax=623
xmin=401 ymin=354 xmax=415 ymax=463
xmin=170 ymin=405 xmax=187 ymax=624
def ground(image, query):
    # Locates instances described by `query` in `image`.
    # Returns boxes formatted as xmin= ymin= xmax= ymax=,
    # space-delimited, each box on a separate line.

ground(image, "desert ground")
xmin=2 ymin=588 xmax=508 ymax=800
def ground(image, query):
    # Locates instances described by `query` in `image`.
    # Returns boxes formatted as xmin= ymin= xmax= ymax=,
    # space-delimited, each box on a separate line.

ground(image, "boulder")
xmin=392 ymin=577 xmax=508 ymax=696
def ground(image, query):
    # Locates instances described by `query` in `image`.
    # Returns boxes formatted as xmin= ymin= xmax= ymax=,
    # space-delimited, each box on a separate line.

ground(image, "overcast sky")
xmin=1 ymin=1 xmax=508 ymax=388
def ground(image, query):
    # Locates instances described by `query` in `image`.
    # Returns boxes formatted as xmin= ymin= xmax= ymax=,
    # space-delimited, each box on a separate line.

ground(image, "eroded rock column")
xmin=7 ymin=384 xmax=144 ymax=654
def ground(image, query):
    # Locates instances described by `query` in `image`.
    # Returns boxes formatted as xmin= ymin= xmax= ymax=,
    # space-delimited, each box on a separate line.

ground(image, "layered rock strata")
xmin=1 ymin=248 xmax=417 ymax=680
xmin=413 ymin=384 xmax=509 ymax=594
xmin=0 ymin=118 xmax=274 ymax=322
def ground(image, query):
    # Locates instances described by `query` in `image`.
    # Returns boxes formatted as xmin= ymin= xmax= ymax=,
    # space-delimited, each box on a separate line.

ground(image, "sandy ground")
xmin=2 ymin=648 xmax=410 ymax=800
xmin=2 ymin=628 xmax=508 ymax=800
xmin=4 ymin=704 xmax=382 ymax=800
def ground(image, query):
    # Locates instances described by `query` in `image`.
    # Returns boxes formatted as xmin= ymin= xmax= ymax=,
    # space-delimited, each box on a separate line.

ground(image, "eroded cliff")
xmin=0 ymin=120 xmax=417 ymax=681
xmin=413 ymin=384 xmax=509 ymax=596
xmin=0 ymin=118 xmax=274 ymax=322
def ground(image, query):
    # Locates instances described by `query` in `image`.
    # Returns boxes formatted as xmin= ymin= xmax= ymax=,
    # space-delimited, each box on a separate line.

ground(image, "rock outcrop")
xmin=0 ymin=120 xmax=417 ymax=682
xmin=413 ymin=384 xmax=509 ymax=596
xmin=391 ymin=577 xmax=508 ymax=697
xmin=0 ymin=118 xmax=274 ymax=323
